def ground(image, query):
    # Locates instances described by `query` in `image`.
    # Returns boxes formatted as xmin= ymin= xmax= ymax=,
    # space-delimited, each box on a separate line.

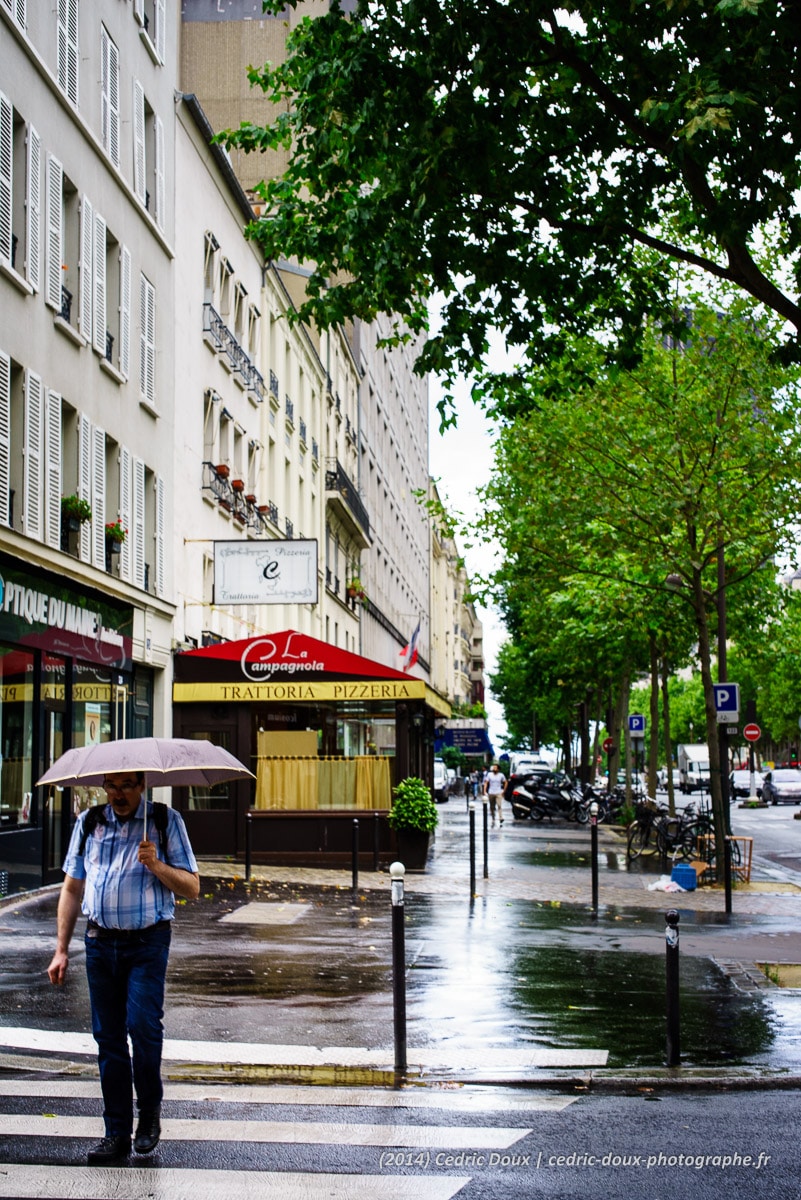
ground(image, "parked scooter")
xmin=511 ymin=773 xmax=588 ymax=822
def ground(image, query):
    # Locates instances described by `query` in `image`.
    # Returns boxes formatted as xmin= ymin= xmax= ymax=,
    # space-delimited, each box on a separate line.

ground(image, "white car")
xmin=433 ymin=758 xmax=449 ymax=803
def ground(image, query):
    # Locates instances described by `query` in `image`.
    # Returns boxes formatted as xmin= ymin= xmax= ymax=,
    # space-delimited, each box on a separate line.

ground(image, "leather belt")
xmin=86 ymin=919 xmax=170 ymax=940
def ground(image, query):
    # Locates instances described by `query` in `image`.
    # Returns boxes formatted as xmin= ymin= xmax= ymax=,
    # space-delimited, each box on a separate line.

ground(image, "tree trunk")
xmin=661 ymin=655 xmax=676 ymax=816
xmin=691 ymin=572 xmax=727 ymax=877
xmin=648 ymin=635 xmax=659 ymax=800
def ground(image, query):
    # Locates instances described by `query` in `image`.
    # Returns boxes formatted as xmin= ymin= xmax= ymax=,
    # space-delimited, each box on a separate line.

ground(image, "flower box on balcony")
xmin=231 ymin=479 xmax=245 ymax=493
xmin=245 ymin=493 xmax=257 ymax=504
xmin=215 ymin=464 xmax=230 ymax=479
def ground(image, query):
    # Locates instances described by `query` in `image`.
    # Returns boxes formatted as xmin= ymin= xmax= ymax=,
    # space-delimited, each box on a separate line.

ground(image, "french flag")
xmin=400 ymin=620 xmax=421 ymax=670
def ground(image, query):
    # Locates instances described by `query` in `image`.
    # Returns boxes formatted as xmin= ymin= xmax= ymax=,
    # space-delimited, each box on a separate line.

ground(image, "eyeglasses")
xmin=103 ymin=780 xmax=141 ymax=794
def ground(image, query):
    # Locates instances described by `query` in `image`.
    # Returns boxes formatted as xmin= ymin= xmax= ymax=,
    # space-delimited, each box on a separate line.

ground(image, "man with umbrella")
xmin=47 ymin=771 xmax=199 ymax=1165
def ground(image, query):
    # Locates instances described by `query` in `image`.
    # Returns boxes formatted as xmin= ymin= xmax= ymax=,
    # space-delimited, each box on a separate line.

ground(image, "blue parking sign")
xmin=628 ymin=714 xmax=646 ymax=734
xmin=713 ymin=683 xmax=740 ymax=715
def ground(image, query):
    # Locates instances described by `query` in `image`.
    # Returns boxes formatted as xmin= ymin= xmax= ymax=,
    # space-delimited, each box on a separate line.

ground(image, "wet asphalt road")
xmin=2 ymin=799 xmax=801 ymax=1073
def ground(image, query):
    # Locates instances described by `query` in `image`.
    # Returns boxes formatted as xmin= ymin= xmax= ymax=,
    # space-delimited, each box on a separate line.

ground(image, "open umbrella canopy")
xmin=37 ymin=737 xmax=254 ymax=789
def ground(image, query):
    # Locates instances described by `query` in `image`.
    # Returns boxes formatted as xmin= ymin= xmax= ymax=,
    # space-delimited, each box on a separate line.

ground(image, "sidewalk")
xmin=1 ymin=803 xmax=800 ymax=1090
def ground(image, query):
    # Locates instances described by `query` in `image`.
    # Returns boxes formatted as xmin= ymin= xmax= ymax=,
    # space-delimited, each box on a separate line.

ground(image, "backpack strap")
xmin=77 ymin=800 xmax=170 ymax=862
xmin=77 ymin=804 xmax=108 ymax=857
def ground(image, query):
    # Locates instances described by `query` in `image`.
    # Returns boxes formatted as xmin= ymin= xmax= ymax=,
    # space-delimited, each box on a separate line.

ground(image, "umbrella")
xmin=37 ymin=738 xmax=254 ymax=844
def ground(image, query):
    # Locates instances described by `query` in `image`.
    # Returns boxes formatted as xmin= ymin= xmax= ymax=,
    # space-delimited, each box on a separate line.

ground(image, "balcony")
xmin=325 ymin=458 xmax=371 ymax=548
xmin=203 ymin=303 xmax=263 ymax=397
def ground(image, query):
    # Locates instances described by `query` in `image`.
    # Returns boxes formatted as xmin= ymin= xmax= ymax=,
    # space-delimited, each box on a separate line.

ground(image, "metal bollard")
xmin=724 ymin=836 xmax=732 ymax=915
xmin=590 ymin=801 xmax=599 ymax=913
xmin=245 ymin=810 xmax=252 ymax=882
xmin=482 ymin=796 xmax=489 ymax=879
xmin=390 ymin=862 xmax=407 ymax=1074
xmin=351 ymin=818 xmax=359 ymax=899
xmin=468 ymin=801 xmax=476 ymax=897
xmin=372 ymin=811 xmax=380 ymax=873
xmin=665 ymin=909 xmax=681 ymax=1067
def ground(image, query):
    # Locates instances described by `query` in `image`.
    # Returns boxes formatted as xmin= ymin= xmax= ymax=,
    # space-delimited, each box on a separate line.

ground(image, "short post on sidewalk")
xmin=590 ymin=801 xmax=599 ymax=913
xmin=482 ymin=796 xmax=489 ymax=879
xmin=724 ymin=835 xmax=732 ymax=915
xmin=468 ymin=801 xmax=476 ymax=897
xmin=665 ymin=908 xmax=681 ymax=1067
xmin=351 ymin=818 xmax=359 ymax=899
xmin=245 ymin=809 xmax=252 ymax=882
xmin=390 ymin=862 xmax=407 ymax=1074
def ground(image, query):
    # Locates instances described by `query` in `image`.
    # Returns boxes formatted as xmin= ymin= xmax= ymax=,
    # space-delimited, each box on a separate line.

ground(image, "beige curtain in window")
xmin=254 ymin=737 xmax=393 ymax=811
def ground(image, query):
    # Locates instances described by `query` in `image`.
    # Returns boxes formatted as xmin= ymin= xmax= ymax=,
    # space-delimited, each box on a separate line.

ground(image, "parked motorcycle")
xmin=511 ymin=773 xmax=588 ymax=822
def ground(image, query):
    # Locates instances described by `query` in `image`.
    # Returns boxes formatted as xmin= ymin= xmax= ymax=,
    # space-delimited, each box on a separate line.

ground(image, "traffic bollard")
xmin=390 ymin=862 xmax=407 ymax=1074
xmin=351 ymin=818 xmax=359 ymax=899
xmin=590 ymin=801 xmax=599 ymax=913
xmin=372 ymin=811 xmax=380 ymax=872
xmin=468 ymin=801 xmax=476 ymax=897
xmin=724 ymin=836 xmax=732 ymax=915
xmin=482 ymin=796 xmax=489 ymax=879
xmin=245 ymin=810 xmax=252 ymax=882
xmin=665 ymin=909 xmax=681 ymax=1067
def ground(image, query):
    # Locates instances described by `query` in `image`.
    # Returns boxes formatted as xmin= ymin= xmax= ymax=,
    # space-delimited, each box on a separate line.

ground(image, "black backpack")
xmin=78 ymin=801 xmax=170 ymax=861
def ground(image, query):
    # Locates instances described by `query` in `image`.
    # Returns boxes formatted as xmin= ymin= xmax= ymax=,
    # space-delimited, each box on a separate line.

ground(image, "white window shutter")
xmin=109 ymin=38 xmax=120 ymax=169
xmin=133 ymin=0 xmax=144 ymax=24
xmin=0 ymin=352 xmax=10 ymax=528
xmin=26 ymin=124 xmax=41 ymax=290
xmin=45 ymin=155 xmax=63 ymax=310
xmin=79 ymin=195 xmax=93 ymax=341
xmin=44 ymin=389 xmax=62 ymax=549
xmin=139 ymin=275 xmax=155 ymax=406
xmin=22 ymin=368 xmax=43 ymax=542
xmin=100 ymin=27 xmax=110 ymax=157
xmin=133 ymin=456 xmax=146 ymax=589
xmin=133 ymin=80 xmax=146 ymax=205
xmin=155 ymin=0 xmax=166 ymax=63
xmin=92 ymin=424 xmax=106 ymax=568
xmin=1 ymin=1 xmax=26 ymax=30
xmin=154 ymin=474 xmax=165 ymax=597
xmin=0 ymin=92 xmax=12 ymax=264
xmin=154 ymin=114 xmax=165 ymax=230
xmin=119 ymin=445 xmax=131 ymax=581
xmin=57 ymin=0 xmax=79 ymax=106
xmin=93 ymin=211 xmax=107 ymax=356
xmin=119 ymin=245 xmax=131 ymax=379
xmin=78 ymin=412 xmax=92 ymax=561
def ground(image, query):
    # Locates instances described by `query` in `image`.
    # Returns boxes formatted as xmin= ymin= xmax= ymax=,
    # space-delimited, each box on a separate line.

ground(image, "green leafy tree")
xmin=223 ymin=0 xmax=801 ymax=388
xmin=478 ymin=297 xmax=801 ymax=870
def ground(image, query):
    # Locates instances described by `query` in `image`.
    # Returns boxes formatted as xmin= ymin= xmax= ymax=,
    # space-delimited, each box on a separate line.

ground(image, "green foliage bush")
xmin=387 ymin=777 xmax=439 ymax=834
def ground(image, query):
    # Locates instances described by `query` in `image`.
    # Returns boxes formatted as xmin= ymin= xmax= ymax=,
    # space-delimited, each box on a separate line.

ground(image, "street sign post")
xmin=628 ymin=714 xmax=645 ymax=735
xmin=602 ymin=736 xmax=615 ymax=754
xmin=743 ymin=723 xmax=761 ymax=742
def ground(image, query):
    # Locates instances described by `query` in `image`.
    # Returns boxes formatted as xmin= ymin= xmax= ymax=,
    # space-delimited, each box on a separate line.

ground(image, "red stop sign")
xmin=603 ymin=737 xmax=615 ymax=753
xmin=743 ymin=723 xmax=761 ymax=742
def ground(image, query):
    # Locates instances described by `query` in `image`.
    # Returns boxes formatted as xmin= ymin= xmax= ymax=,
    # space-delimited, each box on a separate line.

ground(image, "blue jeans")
xmin=84 ymin=923 xmax=171 ymax=1137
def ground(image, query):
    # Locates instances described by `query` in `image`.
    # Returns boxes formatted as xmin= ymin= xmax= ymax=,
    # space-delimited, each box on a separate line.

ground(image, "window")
xmin=134 ymin=0 xmax=166 ymax=65
xmin=0 ymin=94 xmax=40 ymax=289
xmin=139 ymin=273 xmax=155 ymax=407
xmin=56 ymin=0 xmax=79 ymax=107
xmin=0 ymin=351 xmax=62 ymax=547
xmin=45 ymin=156 xmax=80 ymax=328
xmin=77 ymin=413 xmax=106 ymax=568
xmin=100 ymin=25 xmax=121 ymax=170
xmin=132 ymin=81 xmax=164 ymax=228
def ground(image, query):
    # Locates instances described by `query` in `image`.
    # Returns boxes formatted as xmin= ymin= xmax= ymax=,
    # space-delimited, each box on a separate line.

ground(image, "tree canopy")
xmin=225 ymin=0 xmax=801 ymax=388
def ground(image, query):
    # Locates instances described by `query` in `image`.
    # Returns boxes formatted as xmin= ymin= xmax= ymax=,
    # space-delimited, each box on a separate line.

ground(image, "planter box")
xmin=244 ymin=809 xmax=397 ymax=869
xmin=394 ymin=828 xmax=433 ymax=872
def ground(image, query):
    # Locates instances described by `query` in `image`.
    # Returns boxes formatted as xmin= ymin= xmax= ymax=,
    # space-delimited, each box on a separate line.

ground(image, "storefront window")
xmin=187 ymin=729 xmax=234 ymax=810
xmin=0 ymin=644 xmax=34 ymax=828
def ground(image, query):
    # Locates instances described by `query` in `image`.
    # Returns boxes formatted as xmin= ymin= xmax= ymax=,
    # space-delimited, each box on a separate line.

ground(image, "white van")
xmin=433 ymin=758 xmax=448 ymax=802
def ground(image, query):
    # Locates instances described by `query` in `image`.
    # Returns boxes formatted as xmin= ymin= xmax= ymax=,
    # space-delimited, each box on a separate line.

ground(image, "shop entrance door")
xmin=41 ymin=702 xmax=67 ymax=883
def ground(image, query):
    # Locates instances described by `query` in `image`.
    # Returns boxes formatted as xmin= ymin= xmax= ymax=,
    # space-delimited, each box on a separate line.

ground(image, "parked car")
xmin=433 ymin=758 xmax=449 ymax=803
xmin=762 ymin=768 xmax=801 ymax=805
xmin=730 ymin=768 xmax=764 ymax=799
xmin=504 ymin=760 xmax=552 ymax=801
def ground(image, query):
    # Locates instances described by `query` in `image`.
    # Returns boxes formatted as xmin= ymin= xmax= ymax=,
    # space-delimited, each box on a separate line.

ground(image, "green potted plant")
xmin=61 ymin=494 xmax=92 ymax=529
xmin=387 ymin=776 xmax=439 ymax=870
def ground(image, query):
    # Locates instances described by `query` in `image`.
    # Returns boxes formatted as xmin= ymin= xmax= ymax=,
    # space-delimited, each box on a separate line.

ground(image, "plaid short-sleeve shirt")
xmin=63 ymin=799 xmax=198 ymax=930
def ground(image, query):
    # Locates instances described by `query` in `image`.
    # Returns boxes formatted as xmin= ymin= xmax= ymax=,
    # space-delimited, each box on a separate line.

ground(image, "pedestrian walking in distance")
xmin=484 ymin=763 xmax=507 ymax=825
xmin=47 ymin=772 xmax=199 ymax=1166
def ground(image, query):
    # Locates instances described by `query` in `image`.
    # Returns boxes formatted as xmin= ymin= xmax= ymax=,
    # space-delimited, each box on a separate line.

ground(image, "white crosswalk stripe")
xmin=0 ymin=1063 xmax=584 ymax=1198
xmin=0 ymin=1165 xmax=472 ymax=1200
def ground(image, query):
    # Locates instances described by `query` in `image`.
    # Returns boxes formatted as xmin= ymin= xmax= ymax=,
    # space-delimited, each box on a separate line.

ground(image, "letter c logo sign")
xmin=240 ymin=638 xmax=277 ymax=682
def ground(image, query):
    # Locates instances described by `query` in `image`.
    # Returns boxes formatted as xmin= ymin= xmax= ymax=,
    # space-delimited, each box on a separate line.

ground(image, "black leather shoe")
xmin=134 ymin=1108 xmax=161 ymax=1154
xmin=87 ymin=1134 xmax=131 ymax=1165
